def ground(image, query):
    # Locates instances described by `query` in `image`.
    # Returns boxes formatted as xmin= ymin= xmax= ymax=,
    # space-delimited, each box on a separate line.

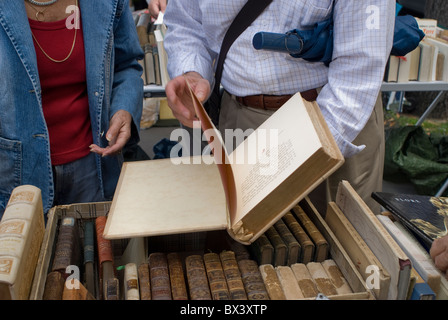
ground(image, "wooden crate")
xmin=30 ymin=198 xmax=373 ymax=300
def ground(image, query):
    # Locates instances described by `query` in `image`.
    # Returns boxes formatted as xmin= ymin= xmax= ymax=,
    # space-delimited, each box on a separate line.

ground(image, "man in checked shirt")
xmin=163 ymin=1 xmax=395 ymax=216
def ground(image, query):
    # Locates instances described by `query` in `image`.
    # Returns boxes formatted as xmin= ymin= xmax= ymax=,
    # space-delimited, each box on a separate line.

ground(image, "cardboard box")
xmin=29 ymin=197 xmax=373 ymax=300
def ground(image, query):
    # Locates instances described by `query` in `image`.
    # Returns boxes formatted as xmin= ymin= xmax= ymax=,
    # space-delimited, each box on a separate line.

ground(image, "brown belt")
xmin=235 ymin=89 xmax=318 ymax=110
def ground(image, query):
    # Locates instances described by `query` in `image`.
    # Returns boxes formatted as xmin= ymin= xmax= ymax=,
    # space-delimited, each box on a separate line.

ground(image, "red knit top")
xmin=29 ymin=17 xmax=92 ymax=165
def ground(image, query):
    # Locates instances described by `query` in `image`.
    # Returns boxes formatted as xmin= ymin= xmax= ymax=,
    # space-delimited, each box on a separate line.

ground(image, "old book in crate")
xmin=103 ymin=82 xmax=344 ymax=245
xmin=0 ymin=185 xmax=45 ymax=300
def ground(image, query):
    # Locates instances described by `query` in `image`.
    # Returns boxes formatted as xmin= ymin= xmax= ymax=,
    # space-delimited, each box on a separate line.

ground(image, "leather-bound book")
xmin=95 ymin=216 xmax=116 ymax=299
xmin=276 ymin=266 xmax=304 ymax=300
xmin=42 ymin=271 xmax=65 ymax=300
xmin=306 ymin=262 xmax=338 ymax=297
xmin=321 ymin=259 xmax=352 ymax=295
xmin=265 ymin=227 xmax=286 ymax=266
xmin=292 ymin=206 xmax=328 ymax=262
xmin=225 ymin=236 xmax=251 ymax=261
xmin=62 ymin=280 xmax=95 ymax=300
xmin=219 ymin=251 xmax=247 ymax=300
xmin=124 ymin=263 xmax=140 ymax=300
xmin=83 ymin=220 xmax=96 ymax=298
xmin=237 ymin=259 xmax=269 ymax=300
xmin=105 ymin=278 xmax=120 ymax=300
xmin=167 ymin=252 xmax=188 ymax=300
xmin=138 ymin=263 xmax=151 ymax=300
xmin=283 ymin=212 xmax=314 ymax=264
xmin=185 ymin=254 xmax=211 ymax=300
xmin=52 ymin=217 xmax=81 ymax=276
xmin=204 ymin=252 xmax=230 ymax=300
xmin=250 ymin=234 xmax=274 ymax=265
xmin=290 ymin=263 xmax=319 ymax=299
xmin=0 ymin=185 xmax=45 ymax=300
xmin=274 ymin=219 xmax=300 ymax=266
xmin=149 ymin=252 xmax=172 ymax=300
xmin=259 ymin=264 xmax=286 ymax=300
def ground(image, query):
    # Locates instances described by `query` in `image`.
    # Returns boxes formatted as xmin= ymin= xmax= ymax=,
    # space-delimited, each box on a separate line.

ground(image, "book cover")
xmin=250 ymin=234 xmax=274 ymax=265
xmin=259 ymin=264 xmax=286 ymax=300
xmin=185 ymin=254 xmax=211 ymax=300
xmin=290 ymin=263 xmax=319 ymax=299
xmin=219 ymin=251 xmax=247 ymax=300
xmin=203 ymin=252 xmax=230 ymax=300
xmin=238 ymin=259 xmax=269 ymax=300
xmin=167 ymin=252 xmax=188 ymax=300
xmin=149 ymin=252 xmax=172 ymax=300
xmin=274 ymin=219 xmax=300 ymax=266
xmin=104 ymin=83 xmax=344 ymax=245
xmin=372 ymin=192 xmax=448 ymax=247
xmin=282 ymin=212 xmax=314 ymax=264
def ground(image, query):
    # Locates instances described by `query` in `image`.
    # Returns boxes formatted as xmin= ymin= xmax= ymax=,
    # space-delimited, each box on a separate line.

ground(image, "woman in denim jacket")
xmin=0 ymin=0 xmax=144 ymax=218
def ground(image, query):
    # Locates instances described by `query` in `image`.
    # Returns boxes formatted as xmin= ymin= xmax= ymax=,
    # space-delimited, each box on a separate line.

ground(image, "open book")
xmin=103 ymin=84 xmax=344 ymax=244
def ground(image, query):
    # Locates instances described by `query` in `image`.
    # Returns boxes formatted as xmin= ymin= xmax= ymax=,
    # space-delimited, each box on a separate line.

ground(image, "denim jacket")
xmin=0 ymin=0 xmax=144 ymax=217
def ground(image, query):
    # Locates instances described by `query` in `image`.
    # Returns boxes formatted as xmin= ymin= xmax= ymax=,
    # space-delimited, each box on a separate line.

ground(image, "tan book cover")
xmin=259 ymin=264 xmax=286 ymax=300
xmin=0 ymin=185 xmax=45 ymax=300
xmin=276 ymin=266 xmax=304 ymax=300
xmin=104 ymin=85 xmax=344 ymax=245
xmin=321 ymin=259 xmax=353 ymax=295
xmin=124 ymin=263 xmax=140 ymax=300
xmin=42 ymin=271 xmax=65 ymax=300
xmin=219 ymin=251 xmax=247 ymax=300
xmin=324 ymin=201 xmax=390 ymax=299
xmin=204 ymin=252 xmax=230 ymax=300
xmin=306 ymin=262 xmax=338 ymax=297
xmin=62 ymin=280 xmax=96 ymax=300
xmin=290 ymin=263 xmax=319 ymax=299
xmin=138 ymin=263 xmax=151 ymax=300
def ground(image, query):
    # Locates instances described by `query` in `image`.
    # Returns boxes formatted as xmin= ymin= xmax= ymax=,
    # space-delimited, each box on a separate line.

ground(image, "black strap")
xmin=212 ymin=0 xmax=273 ymax=95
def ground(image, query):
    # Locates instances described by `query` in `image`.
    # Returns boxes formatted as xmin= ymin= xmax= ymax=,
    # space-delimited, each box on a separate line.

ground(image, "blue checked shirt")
xmin=163 ymin=0 xmax=395 ymax=157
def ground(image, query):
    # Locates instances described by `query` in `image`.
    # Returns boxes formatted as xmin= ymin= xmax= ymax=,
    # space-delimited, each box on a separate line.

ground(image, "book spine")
xmin=237 ymin=259 xmax=269 ymax=300
xmin=276 ymin=266 xmax=304 ymax=300
xmin=95 ymin=216 xmax=115 ymax=299
xmin=321 ymin=259 xmax=353 ymax=295
xmin=105 ymin=278 xmax=120 ymax=300
xmin=283 ymin=212 xmax=314 ymax=264
xmin=250 ymin=234 xmax=274 ymax=265
xmin=219 ymin=251 xmax=247 ymax=300
xmin=52 ymin=217 xmax=80 ymax=275
xmin=149 ymin=252 xmax=172 ymax=300
xmin=138 ymin=263 xmax=151 ymax=300
xmin=274 ymin=219 xmax=300 ymax=265
xmin=293 ymin=206 xmax=328 ymax=262
xmin=0 ymin=185 xmax=44 ymax=300
xmin=167 ymin=252 xmax=188 ymax=300
xmin=204 ymin=252 xmax=230 ymax=300
xmin=306 ymin=262 xmax=338 ymax=297
xmin=259 ymin=264 xmax=286 ymax=300
xmin=185 ymin=254 xmax=212 ymax=300
xmin=62 ymin=281 xmax=96 ymax=300
xmin=265 ymin=226 xmax=287 ymax=266
xmin=290 ymin=263 xmax=319 ymax=299
xmin=83 ymin=220 xmax=96 ymax=297
xmin=42 ymin=271 xmax=65 ymax=300
xmin=124 ymin=263 xmax=140 ymax=300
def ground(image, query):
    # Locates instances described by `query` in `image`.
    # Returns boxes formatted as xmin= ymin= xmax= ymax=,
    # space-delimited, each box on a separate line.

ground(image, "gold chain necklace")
xmin=29 ymin=0 xmax=79 ymax=63
xmin=25 ymin=1 xmax=51 ymax=21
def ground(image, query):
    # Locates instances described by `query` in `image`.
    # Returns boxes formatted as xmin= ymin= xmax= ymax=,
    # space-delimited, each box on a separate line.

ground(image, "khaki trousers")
xmin=218 ymin=90 xmax=385 ymax=216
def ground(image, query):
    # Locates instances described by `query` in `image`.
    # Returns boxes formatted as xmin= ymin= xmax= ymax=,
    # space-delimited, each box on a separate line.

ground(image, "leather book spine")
xmin=185 ymin=254 xmax=212 ymax=300
xmin=62 ymin=280 xmax=96 ymax=300
xmin=276 ymin=266 xmax=304 ymax=300
xmin=265 ymin=226 xmax=287 ymax=266
xmin=306 ymin=262 xmax=338 ymax=297
xmin=274 ymin=219 xmax=300 ymax=266
xmin=149 ymin=252 xmax=172 ymax=300
xmin=293 ymin=206 xmax=329 ymax=262
xmin=105 ymin=278 xmax=120 ymax=300
xmin=290 ymin=263 xmax=319 ymax=299
xmin=95 ymin=216 xmax=115 ymax=299
xmin=51 ymin=217 xmax=80 ymax=276
xmin=250 ymin=234 xmax=274 ymax=265
xmin=283 ymin=212 xmax=315 ymax=264
xmin=124 ymin=263 xmax=140 ymax=300
xmin=259 ymin=264 xmax=286 ymax=300
xmin=83 ymin=220 xmax=95 ymax=297
xmin=237 ymin=259 xmax=269 ymax=300
xmin=219 ymin=251 xmax=247 ymax=300
xmin=137 ymin=263 xmax=151 ymax=300
xmin=167 ymin=252 xmax=188 ymax=300
xmin=42 ymin=271 xmax=65 ymax=300
xmin=321 ymin=259 xmax=353 ymax=294
xmin=203 ymin=252 xmax=230 ymax=300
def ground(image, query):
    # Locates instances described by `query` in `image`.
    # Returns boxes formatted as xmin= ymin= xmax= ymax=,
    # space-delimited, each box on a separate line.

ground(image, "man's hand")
xmin=430 ymin=234 xmax=448 ymax=278
xmin=89 ymin=110 xmax=133 ymax=157
xmin=148 ymin=0 xmax=166 ymax=19
xmin=165 ymin=72 xmax=210 ymax=128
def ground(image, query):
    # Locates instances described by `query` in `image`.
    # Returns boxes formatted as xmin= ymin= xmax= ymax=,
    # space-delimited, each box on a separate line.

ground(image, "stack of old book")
xmin=250 ymin=204 xmax=329 ymax=267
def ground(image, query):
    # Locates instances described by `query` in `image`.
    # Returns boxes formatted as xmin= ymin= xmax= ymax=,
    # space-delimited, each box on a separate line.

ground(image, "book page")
xmin=229 ymin=94 xmax=322 ymax=223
